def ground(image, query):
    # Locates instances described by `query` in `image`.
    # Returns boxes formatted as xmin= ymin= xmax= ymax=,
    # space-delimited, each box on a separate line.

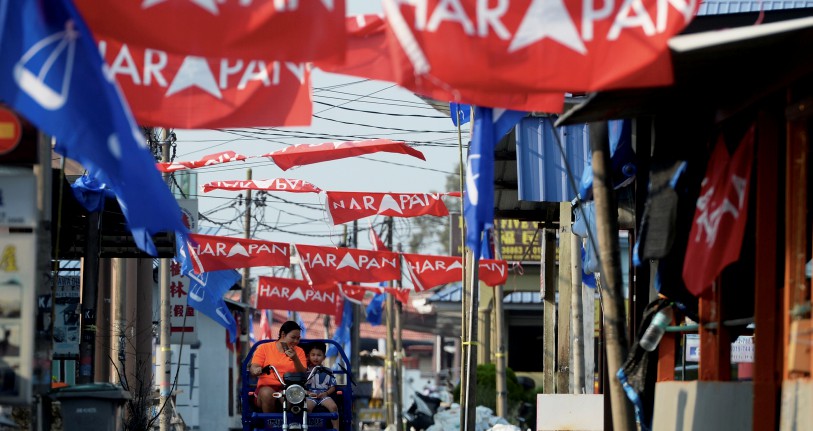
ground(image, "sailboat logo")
xmin=13 ymin=20 xmax=78 ymax=110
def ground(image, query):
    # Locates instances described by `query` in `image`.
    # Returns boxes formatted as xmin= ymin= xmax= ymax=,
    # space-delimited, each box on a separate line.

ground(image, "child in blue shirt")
xmin=306 ymin=343 xmax=338 ymax=430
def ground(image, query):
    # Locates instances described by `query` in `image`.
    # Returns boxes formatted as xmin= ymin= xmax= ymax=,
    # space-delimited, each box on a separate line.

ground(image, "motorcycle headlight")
xmin=285 ymin=384 xmax=307 ymax=405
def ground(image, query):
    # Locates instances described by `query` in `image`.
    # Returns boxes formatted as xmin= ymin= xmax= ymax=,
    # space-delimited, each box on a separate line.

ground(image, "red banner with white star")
xmin=95 ymin=38 xmax=312 ymax=128
xmin=157 ymin=151 xmax=248 ymax=173
xmin=264 ymin=139 xmax=425 ymax=171
xmin=325 ymin=191 xmax=457 ymax=225
xmin=256 ymin=277 xmax=343 ymax=318
xmin=683 ymin=127 xmax=755 ymax=296
xmin=77 ymin=0 xmax=345 ymax=62
xmin=186 ymin=233 xmax=290 ymax=273
xmin=296 ymin=244 xmax=401 ymax=285
xmin=382 ymin=0 xmax=698 ymax=93
xmin=316 ymin=15 xmax=564 ymax=112
xmin=403 ymin=254 xmax=508 ymax=291
xmin=202 ymin=179 xmax=322 ymax=194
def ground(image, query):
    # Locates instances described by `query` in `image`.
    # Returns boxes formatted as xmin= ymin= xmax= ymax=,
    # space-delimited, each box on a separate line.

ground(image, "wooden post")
xmin=698 ymin=282 xmax=731 ymax=381
xmin=589 ymin=122 xmax=635 ymax=430
xmin=542 ymin=228 xmax=557 ymax=394
xmin=784 ymin=105 xmax=809 ymax=379
xmin=557 ymin=203 xmax=572 ymax=393
xmin=752 ymin=110 xmax=781 ymax=430
xmin=571 ymin=232 xmax=585 ymax=393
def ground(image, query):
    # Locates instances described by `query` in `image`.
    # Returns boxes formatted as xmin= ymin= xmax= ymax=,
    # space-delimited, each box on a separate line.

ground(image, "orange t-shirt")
xmin=251 ymin=341 xmax=307 ymax=389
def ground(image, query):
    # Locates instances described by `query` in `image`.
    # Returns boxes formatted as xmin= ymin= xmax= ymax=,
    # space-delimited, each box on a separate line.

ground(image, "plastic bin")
xmin=51 ymin=383 xmax=131 ymax=431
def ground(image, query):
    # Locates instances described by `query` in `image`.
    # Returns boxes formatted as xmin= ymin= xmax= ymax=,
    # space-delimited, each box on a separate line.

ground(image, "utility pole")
xmin=589 ymin=122 xmax=635 ymax=430
xmin=240 ymin=168 xmax=252 ymax=376
xmin=455 ymin=111 xmax=468 ymax=411
xmin=158 ymin=128 xmax=173 ymax=431
xmin=394 ymin=242 xmax=404 ymax=431
xmin=384 ymin=217 xmax=395 ymax=427
xmin=350 ymin=220 xmax=361 ymax=411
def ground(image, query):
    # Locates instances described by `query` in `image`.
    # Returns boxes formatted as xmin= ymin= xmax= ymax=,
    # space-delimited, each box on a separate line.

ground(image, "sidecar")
xmin=241 ymin=339 xmax=354 ymax=431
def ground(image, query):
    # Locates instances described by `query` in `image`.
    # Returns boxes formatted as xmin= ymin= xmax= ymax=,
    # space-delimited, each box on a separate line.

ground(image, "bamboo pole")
xmin=588 ymin=122 xmax=634 ymax=430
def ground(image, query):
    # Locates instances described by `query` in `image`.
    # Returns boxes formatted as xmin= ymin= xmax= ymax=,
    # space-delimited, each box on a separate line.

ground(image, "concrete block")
xmin=652 ymin=381 xmax=752 ymax=431
xmin=536 ymin=394 xmax=603 ymax=430
xmin=780 ymin=379 xmax=813 ymax=431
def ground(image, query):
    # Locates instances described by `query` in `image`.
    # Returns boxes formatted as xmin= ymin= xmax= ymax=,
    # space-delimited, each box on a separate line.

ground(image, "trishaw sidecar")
xmin=241 ymin=339 xmax=354 ymax=431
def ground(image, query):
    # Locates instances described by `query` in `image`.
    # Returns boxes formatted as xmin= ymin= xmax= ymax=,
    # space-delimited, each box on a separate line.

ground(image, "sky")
xmin=171 ymin=2 xmax=468 ymax=276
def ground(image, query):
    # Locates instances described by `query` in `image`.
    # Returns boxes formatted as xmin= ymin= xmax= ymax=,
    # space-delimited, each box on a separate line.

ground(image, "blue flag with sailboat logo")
xmin=185 ymin=268 xmax=241 ymax=343
xmin=464 ymin=107 xmax=526 ymax=252
xmin=0 ymin=0 xmax=185 ymax=255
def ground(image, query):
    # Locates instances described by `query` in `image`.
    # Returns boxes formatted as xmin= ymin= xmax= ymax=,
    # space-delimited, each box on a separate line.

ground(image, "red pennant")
xmin=683 ymin=127 xmax=755 ymax=296
xmin=368 ymin=222 xmax=388 ymax=251
xmin=188 ymin=234 xmax=290 ymax=273
xmin=156 ymin=151 xmax=248 ymax=173
xmin=317 ymin=15 xmax=564 ymax=112
xmin=404 ymin=253 xmax=508 ymax=291
xmin=202 ymin=179 xmax=322 ymax=194
xmin=381 ymin=0 xmax=697 ymax=94
xmin=264 ymin=139 xmax=425 ymax=171
xmin=296 ymin=244 xmax=401 ymax=285
xmin=96 ymin=38 xmax=312 ymax=128
xmin=77 ymin=1 xmax=345 ymax=62
xmin=325 ymin=191 xmax=455 ymax=225
xmin=256 ymin=277 xmax=343 ymax=319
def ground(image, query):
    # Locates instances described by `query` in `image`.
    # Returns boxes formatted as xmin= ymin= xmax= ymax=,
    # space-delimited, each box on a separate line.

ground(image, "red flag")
xmin=256 ymin=277 xmax=343 ymax=319
xmin=156 ymin=151 xmax=248 ymax=173
xmin=390 ymin=287 xmax=410 ymax=305
xmin=368 ymin=222 xmax=388 ymax=251
xmin=77 ymin=1 xmax=345 ymax=62
xmin=296 ymin=244 xmax=401 ymax=285
xmin=188 ymin=234 xmax=290 ymax=273
xmin=325 ymin=191 xmax=455 ymax=225
xmin=264 ymin=139 xmax=425 ymax=171
xmin=96 ymin=38 xmax=312 ymax=128
xmin=404 ymin=253 xmax=509 ymax=291
xmin=317 ymin=15 xmax=564 ymax=113
xmin=381 ymin=0 xmax=698 ymax=94
xmin=259 ymin=310 xmax=273 ymax=341
xmin=683 ymin=127 xmax=755 ymax=296
xmin=479 ymin=259 xmax=509 ymax=287
xmin=202 ymin=179 xmax=322 ymax=194
xmin=339 ymin=284 xmax=384 ymax=304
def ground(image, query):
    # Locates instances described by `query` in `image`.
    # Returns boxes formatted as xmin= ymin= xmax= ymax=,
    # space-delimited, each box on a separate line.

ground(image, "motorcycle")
xmin=242 ymin=339 xmax=353 ymax=431
xmin=403 ymin=392 xmax=443 ymax=431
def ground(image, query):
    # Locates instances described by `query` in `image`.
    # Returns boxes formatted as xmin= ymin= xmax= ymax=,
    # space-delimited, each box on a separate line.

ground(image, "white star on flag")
xmin=142 ymin=0 xmax=221 ymax=15
xmin=336 ymin=253 xmax=359 ymax=270
xmin=378 ymin=195 xmax=403 ymax=214
xmin=289 ymin=287 xmax=307 ymax=302
xmin=166 ymin=56 xmax=223 ymax=99
xmin=509 ymin=0 xmax=587 ymax=54
xmin=227 ymin=243 xmax=249 ymax=257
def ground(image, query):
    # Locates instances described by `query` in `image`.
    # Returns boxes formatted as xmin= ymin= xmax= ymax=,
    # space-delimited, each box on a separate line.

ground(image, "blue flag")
xmin=185 ymin=269 xmax=241 ymax=342
xmin=464 ymin=107 xmax=526 ymax=252
xmin=327 ymin=300 xmax=352 ymax=360
xmin=0 ymin=0 xmax=186 ymax=255
xmin=450 ymin=102 xmax=471 ymax=127
xmin=365 ymin=292 xmax=386 ymax=326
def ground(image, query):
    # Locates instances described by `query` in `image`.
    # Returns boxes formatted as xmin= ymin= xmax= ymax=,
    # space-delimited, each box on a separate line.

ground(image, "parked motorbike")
xmin=403 ymin=392 xmax=442 ymax=431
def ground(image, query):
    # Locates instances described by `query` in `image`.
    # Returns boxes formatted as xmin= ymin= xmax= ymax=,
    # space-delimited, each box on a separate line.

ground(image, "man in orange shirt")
xmin=249 ymin=321 xmax=307 ymax=412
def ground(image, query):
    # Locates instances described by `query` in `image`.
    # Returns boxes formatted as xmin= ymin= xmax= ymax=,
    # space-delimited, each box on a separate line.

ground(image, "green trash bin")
xmin=52 ymin=383 xmax=131 ymax=431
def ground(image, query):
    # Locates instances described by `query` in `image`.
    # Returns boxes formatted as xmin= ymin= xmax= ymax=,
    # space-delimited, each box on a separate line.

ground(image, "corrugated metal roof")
xmin=698 ymin=0 xmax=813 ymax=15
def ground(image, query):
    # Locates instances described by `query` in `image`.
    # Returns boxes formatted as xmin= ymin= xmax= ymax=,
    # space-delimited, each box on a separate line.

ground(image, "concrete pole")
xmin=158 ymin=129 xmax=173 ymax=431
xmin=542 ymin=229 xmax=557 ymax=394
xmin=111 ymin=258 xmax=127 ymax=384
xmin=456 ymin=114 xmax=468 ymax=404
xmin=494 ymin=284 xmax=507 ymax=417
xmin=240 ymin=168 xmax=252 ymax=372
xmin=589 ymin=122 xmax=635 ymax=430
xmin=462 ymin=250 xmax=479 ymax=431
xmin=556 ymin=203 xmax=572 ymax=394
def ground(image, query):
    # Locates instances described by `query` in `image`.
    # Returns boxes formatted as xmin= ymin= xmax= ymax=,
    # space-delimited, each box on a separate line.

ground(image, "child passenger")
xmin=306 ymin=343 xmax=339 ymax=430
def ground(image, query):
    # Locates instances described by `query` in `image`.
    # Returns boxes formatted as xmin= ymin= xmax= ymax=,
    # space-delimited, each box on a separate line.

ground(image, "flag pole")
xmin=456 ymin=108 xmax=468 ymax=414
xmin=588 ymin=122 xmax=635 ymax=429
xmin=385 ymin=216 xmax=396 ymax=427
